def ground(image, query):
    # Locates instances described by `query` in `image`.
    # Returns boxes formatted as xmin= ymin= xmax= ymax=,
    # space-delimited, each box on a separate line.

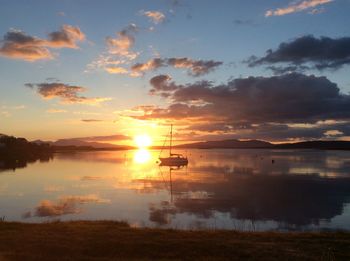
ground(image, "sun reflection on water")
xmin=133 ymin=149 xmax=151 ymax=164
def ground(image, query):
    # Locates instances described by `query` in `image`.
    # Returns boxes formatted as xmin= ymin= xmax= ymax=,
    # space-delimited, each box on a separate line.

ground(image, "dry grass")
xmin=0 ymin=221 xmax=349 ymax=260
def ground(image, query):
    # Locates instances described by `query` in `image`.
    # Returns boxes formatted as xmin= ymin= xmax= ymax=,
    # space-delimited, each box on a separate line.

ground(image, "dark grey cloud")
xmin=131 ymin=57 xmax=223 ymax=76
xmin=248 ymin=35 xmax=350 ymax=71
xmin=146 ymin=73 xmax=350 ymax=123
xmin=182 ymin=122 xmax=350 ymax=142
xmin=132 ymin=73 xmax=350 ymax=141
xmin=25 ymin=82 xmax=111 ymax=105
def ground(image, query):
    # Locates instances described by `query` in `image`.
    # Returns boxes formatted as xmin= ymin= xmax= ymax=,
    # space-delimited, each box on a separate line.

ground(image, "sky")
xmin=0 ymin=0 xmax=350 ymax=145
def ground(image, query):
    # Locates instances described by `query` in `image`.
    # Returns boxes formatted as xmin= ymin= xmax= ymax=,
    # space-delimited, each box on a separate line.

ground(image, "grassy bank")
xmin=0 ymin=221 xmax=349 ymax=260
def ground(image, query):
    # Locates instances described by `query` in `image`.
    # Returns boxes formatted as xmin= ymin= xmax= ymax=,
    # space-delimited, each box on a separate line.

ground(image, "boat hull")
xmin=159 ymin=157 xmax=188 ymax=166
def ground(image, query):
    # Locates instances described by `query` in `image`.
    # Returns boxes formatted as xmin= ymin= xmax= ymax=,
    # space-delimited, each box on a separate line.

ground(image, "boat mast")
xmin=169 ymin=124 xmax=173 ymax=156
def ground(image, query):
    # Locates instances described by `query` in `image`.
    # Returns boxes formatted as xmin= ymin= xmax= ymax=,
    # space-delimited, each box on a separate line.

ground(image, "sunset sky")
xmin=1 ymin=0 xmax=350 ymax=145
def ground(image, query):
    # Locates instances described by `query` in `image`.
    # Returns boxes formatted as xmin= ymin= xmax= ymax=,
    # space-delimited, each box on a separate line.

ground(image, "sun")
xmin=134 ymin=134 xmax=152 ymax=148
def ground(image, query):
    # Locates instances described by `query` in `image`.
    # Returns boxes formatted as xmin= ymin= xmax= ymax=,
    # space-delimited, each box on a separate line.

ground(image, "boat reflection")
xmin=158 ymin=164 xmax=187 ymax=202
xmin=149 ymin=164 xmax=187 ymax=225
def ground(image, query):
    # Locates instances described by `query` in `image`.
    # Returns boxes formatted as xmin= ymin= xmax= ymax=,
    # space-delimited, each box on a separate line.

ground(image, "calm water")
xmin=1 ymin=149 xmax=350 ymax=231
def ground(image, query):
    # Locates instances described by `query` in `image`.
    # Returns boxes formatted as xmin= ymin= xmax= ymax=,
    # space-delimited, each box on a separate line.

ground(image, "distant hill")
xmin=32 ymin=138 xmax=133 ymax=150
xmin=0 ymin=135 xmax=53 ymax=159
xmin=175 ymin=139 xmax=274 ymax=149
xmin=52 ymin=139 xmax=134 ymax=150
xmin=32 ymin=139 xmax=53 ymax=145
xmin=54 ymin=139 xmax=118 ymax=148
xmin=274 ymin=140 xmax=350 ymax=150
xmin=3 ymin=134 xmax=349 ymax=151
xmin=174 ymin=139 xmax=350 ymax=150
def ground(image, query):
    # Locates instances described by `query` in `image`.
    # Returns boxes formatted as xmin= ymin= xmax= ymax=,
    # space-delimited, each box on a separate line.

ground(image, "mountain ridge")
xmin=1 ymin=134 xmax=348 ymax=150
xmin=175 ymin=139 xmax=273 ymax=149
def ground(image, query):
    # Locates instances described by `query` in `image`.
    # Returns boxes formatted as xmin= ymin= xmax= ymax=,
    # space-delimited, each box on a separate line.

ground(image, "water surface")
xmin=1 ymin=149 xmax=350 ymax=231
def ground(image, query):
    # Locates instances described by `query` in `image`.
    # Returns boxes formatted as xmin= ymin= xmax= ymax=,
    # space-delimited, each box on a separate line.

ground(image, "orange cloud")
xmin=46 ymin=25 xmax=85 ymax=48
xmin=106 ymin=24 xmax=138 ymax=59
xmin=265 ymin=0 xmax=333 ymax=17
xmin=324 ymin=130 xmax=343 ymax=136
xmin=131 ymin=57 xmax=223 ymax=77
xmin=88 ymin=24 xmax=139 ymax=74
xmin=142 ymin=10 xmax=166 ymax=24
xmin=81 ymin=119 xmax=104 ymax=122
xmin=0 ymin=30 xmax=52 ymax=61
xmin=46 ymin=108 xmax=67 ymax=113
xmin=131 ymin=58 xmax=164 ymax=75
xmin=104 ymin=66 xmax=128 ymax=74
xmin=0 ymin=25 xmax=85 ymax=61
xmin=44 ymin=185 xmax=64 ymax=192
xmin=26 ymin=82 xmax=111 ymax=105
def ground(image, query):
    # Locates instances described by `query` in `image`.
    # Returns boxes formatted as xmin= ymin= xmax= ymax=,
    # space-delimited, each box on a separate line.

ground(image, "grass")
xmin=0 ymin=221 xmax=349 ymax=260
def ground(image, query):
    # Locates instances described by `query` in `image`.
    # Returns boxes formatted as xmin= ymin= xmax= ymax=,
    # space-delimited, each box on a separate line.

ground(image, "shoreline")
xmin=0 ymin=221 xmax=349 ymax=260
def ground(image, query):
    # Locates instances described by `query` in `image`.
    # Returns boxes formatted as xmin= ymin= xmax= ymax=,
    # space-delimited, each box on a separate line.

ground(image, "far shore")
xmin=0 ymin=221 xmax=349 ymax=260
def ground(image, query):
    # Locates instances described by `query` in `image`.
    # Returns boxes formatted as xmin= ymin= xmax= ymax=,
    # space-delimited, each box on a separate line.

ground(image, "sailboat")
xmin=159 ymin=124 xmax=188 ymax=166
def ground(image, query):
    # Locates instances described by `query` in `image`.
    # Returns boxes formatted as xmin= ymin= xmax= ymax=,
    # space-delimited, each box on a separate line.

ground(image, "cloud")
xmin=167 ymin=58 xmax=223 ymax=76
xmin=182 ymin=121 xmax=350 ymax=142
xmin=104 ymin=66 xmax=129 ymax=74
xmin=106 ymin=24 xmax=138 ymax=59
xmin=131 ymin=57 xmax=223 ymax=76
xmin=81 ymin=119 xmax=104 ymax=122
xmin=146 ymin=73 xmax=350 ymax=123
xmin=88 ymin=24 xmax=139 ymax=74
xmin=233 ymin=19 xmax=257 ymax=26
xmin=149 ymin=74 xmax=181 ymax=97
xmin=32 ymin=195 xmax=110 ymax=217
xmin=81 ymin=176 xmax=104 ymax=181
xmin=26 ymin=82 xmax=111 ymax=105
xmin=46 ymin=109 xmax=67 ymax=113
xmin=78 ymin=134 xmax=130 ymax=141
xmin=324 ymin=129 xmax=344 ymax=136
xmin=308 ymin=7 xmax=326 ymax=14
xmin=132 ymin=73 xmax=350 ymax=141
xmin=265 ymin=65 xmax=310 ymax=75
xmin=47 ymin=25 xmax=85 ymax=48
xmin=247 ymin=35 xmax=350 ymax=71
xmin=44 ymin=185 xmax=64 ymax=192
xmin=0 ymin=30 xmax=52 ymax=61
xmin=265 ymin=0 xmax=333 ymax=17
xmin=58 ymin=134 xmax=130 ymax=142
xmin=131 ymin=58 xmax=164 ymax=75
xmin=141 ymin=10 xmax=166 ymax=24
xmin=0 ymin=25 xmax=85 ymax=61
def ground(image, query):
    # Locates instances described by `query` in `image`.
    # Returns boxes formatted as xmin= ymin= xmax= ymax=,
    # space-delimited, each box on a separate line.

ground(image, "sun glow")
xmin=133 ymin=149 xmax=151 ymax=164
xmin=134 ymin=134 xmax=152 ymax=148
